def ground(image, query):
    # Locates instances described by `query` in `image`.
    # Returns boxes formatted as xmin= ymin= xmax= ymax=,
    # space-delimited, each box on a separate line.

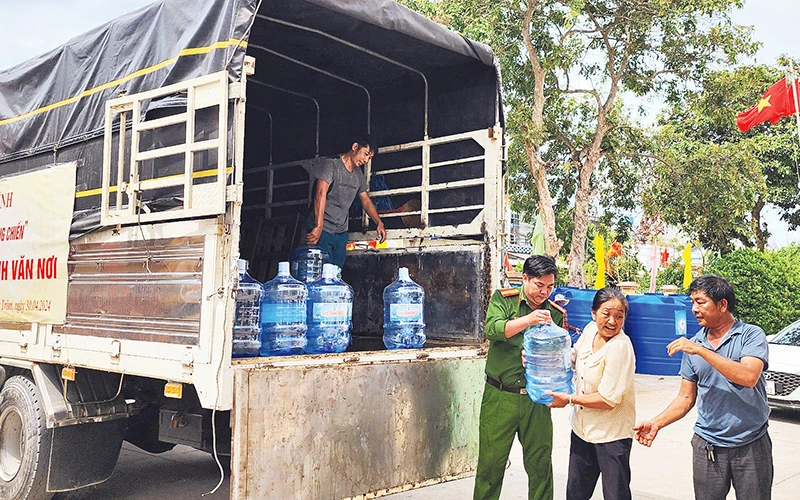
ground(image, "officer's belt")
xmin=486 ymin=375 xmax=527 ymax=395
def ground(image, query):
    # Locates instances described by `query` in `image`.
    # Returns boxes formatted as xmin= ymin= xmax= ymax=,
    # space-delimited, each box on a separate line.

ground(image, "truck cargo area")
xmin=237 ymin=1 xmax=503 ymax=348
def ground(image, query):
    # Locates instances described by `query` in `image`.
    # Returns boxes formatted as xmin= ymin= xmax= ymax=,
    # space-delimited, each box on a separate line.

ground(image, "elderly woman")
xmin=546 ymin=287 xmax=636 ymax=500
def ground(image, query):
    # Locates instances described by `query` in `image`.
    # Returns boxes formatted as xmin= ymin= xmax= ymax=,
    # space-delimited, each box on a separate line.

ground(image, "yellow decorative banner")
xmin=0 ymin=163 xmax=76 ymax=323
xmin=682 ymin=243 xmax=693 ymax=289
xmin=593 ymin=234 xmax=605 ymax=289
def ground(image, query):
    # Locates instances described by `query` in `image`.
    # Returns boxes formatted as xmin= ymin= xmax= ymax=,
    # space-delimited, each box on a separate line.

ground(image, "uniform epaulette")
xmin=548 ymin=299 xmax=567 ymax=315
xmin=499 ymin=288 xmax=520 ymax=298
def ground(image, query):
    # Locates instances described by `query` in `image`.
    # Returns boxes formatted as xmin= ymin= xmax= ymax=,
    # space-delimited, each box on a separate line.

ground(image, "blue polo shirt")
xmin=679 ymin=319 xmax=770 ymax=447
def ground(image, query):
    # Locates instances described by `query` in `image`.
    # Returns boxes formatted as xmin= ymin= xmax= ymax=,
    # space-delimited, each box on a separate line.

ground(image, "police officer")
xmin=474 ymin=254 xmax=566 ymax=500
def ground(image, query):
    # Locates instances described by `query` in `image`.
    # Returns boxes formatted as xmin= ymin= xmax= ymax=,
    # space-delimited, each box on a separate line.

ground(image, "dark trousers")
xmin=473 ymin=383 xmax=553 ymax=500
xmin=691 ymin=432 xmax=773 ymax=500
xmin=566 ymin=431 xmax=632 ymax=500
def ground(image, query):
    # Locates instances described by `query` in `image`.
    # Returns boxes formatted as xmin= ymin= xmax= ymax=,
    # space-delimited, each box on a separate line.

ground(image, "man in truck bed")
xmin=305 ymin=135 xmax=387 ymax=267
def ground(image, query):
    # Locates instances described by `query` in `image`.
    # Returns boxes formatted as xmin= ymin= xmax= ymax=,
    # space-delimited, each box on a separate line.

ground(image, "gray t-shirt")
xmin=314 ymin=156 xmax=368 ymax=234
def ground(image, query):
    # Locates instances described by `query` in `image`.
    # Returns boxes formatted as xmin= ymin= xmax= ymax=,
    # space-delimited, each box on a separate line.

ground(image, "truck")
xmin=0 ymin=0 xmax=506 ymax=498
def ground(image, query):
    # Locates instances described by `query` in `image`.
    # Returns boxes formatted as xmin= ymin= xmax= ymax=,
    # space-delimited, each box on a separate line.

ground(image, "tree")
xmin=706 ymin=245 xmax=800 ymax=334
xmin=398 ymin=0 xmax=756 ymax=286
xmin=645 ymin=64 xmax=800 ymax=253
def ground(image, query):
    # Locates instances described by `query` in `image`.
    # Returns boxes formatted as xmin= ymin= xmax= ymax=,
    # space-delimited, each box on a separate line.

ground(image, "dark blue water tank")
xmin=625 ymin=293 xmax=693 ymax=375
xmin=550 ymin=287 xmax=595 ymax=344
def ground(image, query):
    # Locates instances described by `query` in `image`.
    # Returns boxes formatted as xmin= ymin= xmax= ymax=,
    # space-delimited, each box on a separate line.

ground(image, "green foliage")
xmin=613 ymin=250 xmax=646 ymax=285
xmin=705 ymin=245 xmax=800 ymax=334
xmin=645 ymin=64 xmax=800 ymax=253
xmin=583 ymin=226 xmax=644 ymax=288
xmin=656 ymin=261 xmax=688 ymax=294
xmin=396 ymin=0 xmax=757 ymax=284
xmin=644 ymin=132 xmax=765 ymax=253
xmin=555 ymin=258 xmax=570 ymax=287
xmin=583 ymin=257 xmax=598 ymax=288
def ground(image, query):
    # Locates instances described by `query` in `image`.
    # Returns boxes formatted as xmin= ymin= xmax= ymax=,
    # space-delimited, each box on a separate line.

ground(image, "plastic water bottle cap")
xmin=237 ymin=259 xmax=248 ymax=274
xmin=398 ymin=267 xmax=410 ymax=281
xmin=277 ymin=262 xmax=290 ymax=275
xmin=322 ymin=263 xmax=337 ymax=279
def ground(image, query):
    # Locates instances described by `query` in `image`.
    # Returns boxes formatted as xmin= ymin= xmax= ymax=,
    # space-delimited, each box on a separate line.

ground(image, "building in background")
xmin=505 ymin=208 xmax=534 ymax=280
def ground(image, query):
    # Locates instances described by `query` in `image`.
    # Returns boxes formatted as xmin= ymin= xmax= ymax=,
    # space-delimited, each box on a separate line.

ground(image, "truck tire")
xmin=0 ymin=376 xmax=52 ymax=500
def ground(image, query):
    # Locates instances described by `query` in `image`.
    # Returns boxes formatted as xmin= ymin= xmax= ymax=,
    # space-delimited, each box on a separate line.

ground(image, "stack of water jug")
xmin=231 ymin=246 xmax=426 ymax=358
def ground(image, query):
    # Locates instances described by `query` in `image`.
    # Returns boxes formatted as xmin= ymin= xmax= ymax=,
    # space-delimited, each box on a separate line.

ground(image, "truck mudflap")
xmin=47 ymin=419 xmax=125 ymax=492
xmin=230 ymin=347 xmax=486 ymax=499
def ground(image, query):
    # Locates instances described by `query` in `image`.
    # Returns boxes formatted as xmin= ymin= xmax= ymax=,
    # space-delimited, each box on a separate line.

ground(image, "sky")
xmin=0 ymin=0 xmax=798 ymax=247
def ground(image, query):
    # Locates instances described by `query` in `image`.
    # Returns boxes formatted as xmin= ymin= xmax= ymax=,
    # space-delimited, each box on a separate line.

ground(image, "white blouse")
xmin=569 ymin=321 xmax=637 ymax=443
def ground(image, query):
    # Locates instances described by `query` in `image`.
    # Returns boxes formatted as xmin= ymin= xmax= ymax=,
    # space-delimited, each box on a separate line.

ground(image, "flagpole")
xmin=790 ymin=61 xmax=800 ymax=188
xmin=790 ymin=63 xmax=800 ymax=132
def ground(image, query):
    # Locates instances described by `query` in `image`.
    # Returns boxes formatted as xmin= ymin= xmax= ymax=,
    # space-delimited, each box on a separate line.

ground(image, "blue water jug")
xmin=523 ymin=322 xmax=574 ymax=404
xmin=232 ymin=259 xmax=263 ymax=358
xmin=383 ymin=267 xmax=426 ymax=349
xmin=290 ymin=245 xmax=330 ymax=283
xmin=305 ymin=263 xmax=352 ymax=354
xmin=259 ymin=261 xmax=308 ymax=356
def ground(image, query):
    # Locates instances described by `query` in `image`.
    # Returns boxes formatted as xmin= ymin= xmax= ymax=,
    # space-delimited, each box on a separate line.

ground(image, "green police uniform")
xmin=473 ymin=287 xmax=566 ymax=500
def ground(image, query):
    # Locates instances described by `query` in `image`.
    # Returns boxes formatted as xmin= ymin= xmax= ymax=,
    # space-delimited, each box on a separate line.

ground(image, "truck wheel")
xmin=0 ymin=376 xmax=52 ymax=500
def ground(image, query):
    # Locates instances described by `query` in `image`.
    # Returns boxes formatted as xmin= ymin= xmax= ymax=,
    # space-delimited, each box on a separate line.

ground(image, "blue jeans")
xmin=317 ymin=230 xmax=348 ymax=269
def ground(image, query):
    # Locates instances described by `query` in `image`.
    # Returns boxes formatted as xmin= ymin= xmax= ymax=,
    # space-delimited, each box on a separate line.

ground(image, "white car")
xmin=765 ymin=319 xmax=800 ymax=410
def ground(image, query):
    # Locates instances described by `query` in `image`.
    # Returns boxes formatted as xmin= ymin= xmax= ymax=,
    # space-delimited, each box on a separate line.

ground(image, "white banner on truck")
xmin=0 ymin=162 xmax=75 ymax=323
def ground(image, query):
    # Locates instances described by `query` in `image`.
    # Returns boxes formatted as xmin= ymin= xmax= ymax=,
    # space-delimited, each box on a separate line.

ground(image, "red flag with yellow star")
xmin=736 ymin=78 xmax=798 ymax=132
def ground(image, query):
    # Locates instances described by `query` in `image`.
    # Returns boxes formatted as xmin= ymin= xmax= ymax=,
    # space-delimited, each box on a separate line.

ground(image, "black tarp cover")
xmin=0 ymin=0 xmax=256 ymax=162
xmin=0 ymin=0 xmax=500 ymax=164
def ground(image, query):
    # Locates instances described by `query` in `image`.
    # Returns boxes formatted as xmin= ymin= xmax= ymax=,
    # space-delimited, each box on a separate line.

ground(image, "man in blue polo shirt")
xmin=634 ymin=275 xmax=773 ymax=500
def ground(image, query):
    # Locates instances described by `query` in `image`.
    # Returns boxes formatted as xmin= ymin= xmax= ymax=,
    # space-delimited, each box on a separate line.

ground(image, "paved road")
xmin=52 ymin=374 xmax=800 ymax=499
xmin=52 ymin=444 xmax=230 ymax=500
xmin=388 ymin=375 xmax=800 ymax=500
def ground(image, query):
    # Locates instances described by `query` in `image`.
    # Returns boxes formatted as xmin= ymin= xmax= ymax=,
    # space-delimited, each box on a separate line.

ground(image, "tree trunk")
xmin=520 ymin=2 xmax=561 ymax=256
xmin=567 ymin=159 xmax=595 ymax=287
xmin=567 ymin=100 xmax=610 ymax=287
xmin=525 ymin=139 xmax=562 ymax=256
